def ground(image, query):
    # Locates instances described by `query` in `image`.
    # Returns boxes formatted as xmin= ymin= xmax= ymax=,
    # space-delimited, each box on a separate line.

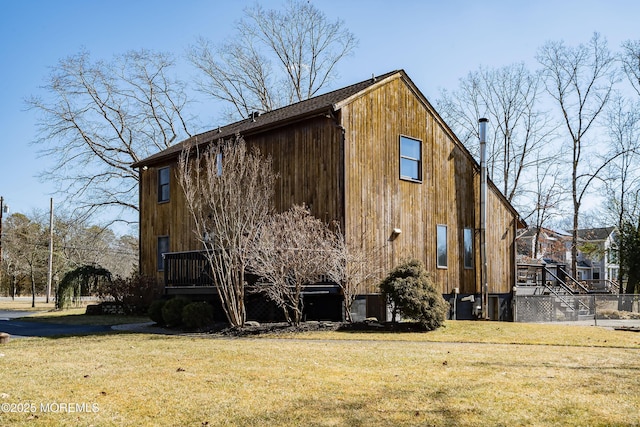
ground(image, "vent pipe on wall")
xmin=479 ymin=118 xmax=489 ymax=320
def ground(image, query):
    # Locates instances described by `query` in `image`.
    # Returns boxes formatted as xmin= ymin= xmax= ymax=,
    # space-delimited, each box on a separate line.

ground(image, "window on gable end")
xmin=400 ymin=135 xmax=422 ymax=182
xmin=158 ymin=167 xmax=170 ymax=203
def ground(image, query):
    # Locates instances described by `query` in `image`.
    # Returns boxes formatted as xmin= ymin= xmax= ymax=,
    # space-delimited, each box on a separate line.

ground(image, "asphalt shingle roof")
xmin=132 ymin=70 xmax=401 ymax=168
xmin=576 ymin=226 xmax=615 ymax=241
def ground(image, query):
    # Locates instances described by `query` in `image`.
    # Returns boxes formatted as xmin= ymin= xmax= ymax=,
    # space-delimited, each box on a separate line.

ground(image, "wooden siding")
xmin=139 ymin=116 xmax=343 ymax=284
xmin=340 ymin=75 xmax=514 ymax=294
xmin=138 ymin=71 xmax=519 ymax=295
xmin=245 ymin=116 xmax=344 ymax=223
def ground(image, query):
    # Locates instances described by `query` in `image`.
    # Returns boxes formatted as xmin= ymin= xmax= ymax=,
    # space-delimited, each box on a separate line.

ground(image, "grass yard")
xmin=0 ymin=321 xmax=639 ymax=426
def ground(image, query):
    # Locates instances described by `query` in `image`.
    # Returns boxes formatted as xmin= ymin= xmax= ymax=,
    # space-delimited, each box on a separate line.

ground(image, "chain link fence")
xmin=514 ymin=293 xmax=640 ymax=323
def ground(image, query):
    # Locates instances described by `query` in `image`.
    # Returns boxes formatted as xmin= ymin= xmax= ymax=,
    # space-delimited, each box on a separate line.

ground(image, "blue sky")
xmin=1 ymin=0 xmax=638 ymax=234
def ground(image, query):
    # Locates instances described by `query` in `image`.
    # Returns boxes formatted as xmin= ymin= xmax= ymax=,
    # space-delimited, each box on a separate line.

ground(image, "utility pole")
xmin=46 ymin=198 xmax=54 ymax=303
xmin=0 ymin=197 xmax=4 ymax=295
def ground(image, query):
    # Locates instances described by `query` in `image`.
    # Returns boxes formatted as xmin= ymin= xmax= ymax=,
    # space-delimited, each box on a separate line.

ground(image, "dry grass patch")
xmin=0 ymin=323 xmax=639 ymax=426
xmin=0 ymin=299 xmax=56 ymax=312
xmin=290 ymin=320 xmax=640 ymax=348
xmin=0 ymin=299 xmax=148 ymax=325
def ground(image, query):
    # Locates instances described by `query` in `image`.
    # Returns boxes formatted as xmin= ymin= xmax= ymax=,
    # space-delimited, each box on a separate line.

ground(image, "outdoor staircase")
xmin=516 ymin=264 xmax=595 ymax=319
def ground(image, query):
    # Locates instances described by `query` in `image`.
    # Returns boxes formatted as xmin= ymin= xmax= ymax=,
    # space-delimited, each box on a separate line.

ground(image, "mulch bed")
xmin=208 ymin=320 xmax=429 ymax=337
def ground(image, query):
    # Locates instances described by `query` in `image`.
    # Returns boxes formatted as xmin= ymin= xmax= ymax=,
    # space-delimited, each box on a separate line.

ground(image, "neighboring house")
xmin=132 ymin=70 xmax=524 ymax=321
xmin=574 ymin=227 xmax=619 ymax=283
xmin=516 ymin=226 xmax=619 ymax=292
xmin=516 ymin=227 xmax=570 ymax=265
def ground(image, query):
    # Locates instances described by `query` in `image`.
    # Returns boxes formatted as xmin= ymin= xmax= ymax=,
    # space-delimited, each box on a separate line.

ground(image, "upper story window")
xmin=158 ymin=167 xmax=170 ymax=203
xmin=400 ymin=135 xmax=422 ymax=182
xmin=216 ymin=152 xmax=223 ymax=176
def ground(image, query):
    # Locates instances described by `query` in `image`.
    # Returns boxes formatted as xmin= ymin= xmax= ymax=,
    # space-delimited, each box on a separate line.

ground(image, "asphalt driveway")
xmin=0 ymin=310 xmax=112 ymax=338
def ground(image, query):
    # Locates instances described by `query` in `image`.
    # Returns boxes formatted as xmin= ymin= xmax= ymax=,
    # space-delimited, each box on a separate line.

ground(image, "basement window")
xmin=400 ymin=135 xmax=422 ymax=182
xmin=158 ymin=167 xmax=170 ymax=203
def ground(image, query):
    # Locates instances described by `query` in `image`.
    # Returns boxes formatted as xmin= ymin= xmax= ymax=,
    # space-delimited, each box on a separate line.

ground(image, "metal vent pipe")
xmin=479 ymin=118 xmax=489 ymax=320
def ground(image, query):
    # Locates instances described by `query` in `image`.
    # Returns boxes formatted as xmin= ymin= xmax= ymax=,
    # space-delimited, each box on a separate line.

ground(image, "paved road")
xmin=0 ymin=310 xmax=112 ymax=338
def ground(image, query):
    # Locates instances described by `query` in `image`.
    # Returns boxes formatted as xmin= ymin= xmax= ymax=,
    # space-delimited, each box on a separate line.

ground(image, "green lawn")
xmin=0 ymin=321 xmax=639 ymax=426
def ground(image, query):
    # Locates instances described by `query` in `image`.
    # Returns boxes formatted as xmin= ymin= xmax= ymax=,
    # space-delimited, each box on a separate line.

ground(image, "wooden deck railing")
xmin=164 ymin=251 xmax=213 ymax=287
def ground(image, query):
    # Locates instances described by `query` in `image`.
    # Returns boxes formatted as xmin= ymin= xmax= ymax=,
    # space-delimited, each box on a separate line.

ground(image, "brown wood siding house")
xmin=133 ymin=70 xmax=523 ymax=320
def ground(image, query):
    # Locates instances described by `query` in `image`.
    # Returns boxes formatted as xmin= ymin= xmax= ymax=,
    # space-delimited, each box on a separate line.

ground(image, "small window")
xmin=157 ymin=236 xmax=170 ymax=271
xmin=216 ymin=152 xmax=223 ymax=176
xmin=400 ymin=136 xmax=422 ymax=181
xmin=437 ymin=225 xmax=448 ymax=268
xmin=158 ymin=167 xmax=170 ymax=202
xmin=463 ymin=228 xmax=473 ymax=269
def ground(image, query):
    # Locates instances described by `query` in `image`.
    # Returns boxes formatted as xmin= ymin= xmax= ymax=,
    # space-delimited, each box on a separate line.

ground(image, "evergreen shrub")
xmin=182 ymin=301 xmax=214 ymax=330
xmin=161 ymin=296 xmax=191 ymax=327
xmin=379 ymin=259 xmax=448 ymax=331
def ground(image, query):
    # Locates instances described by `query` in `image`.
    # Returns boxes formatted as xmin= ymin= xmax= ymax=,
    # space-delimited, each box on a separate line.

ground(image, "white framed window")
xmin=400 ymin=135 xmax=422 ymax=181
xmin=463 ymin=228 xmax=473 ymax=269
xmin=437 ymin=224 xmax=448 ymax=268
xmin=158 ymin=167 xmax=170 ymax=203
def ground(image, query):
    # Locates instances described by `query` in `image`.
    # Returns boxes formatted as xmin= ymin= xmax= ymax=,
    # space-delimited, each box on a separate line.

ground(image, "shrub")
xmin=96 ymin=273 xmax=161 ymax=314
xmin=379 ymin=259 xmax=448 ymax=331
xmin=161 ymin=296 xmax=191 ymax=327
xmin=148 ymin=299 xmax=167 ymax=325
xmin=182 ymin=301 xmax=214 ymax=330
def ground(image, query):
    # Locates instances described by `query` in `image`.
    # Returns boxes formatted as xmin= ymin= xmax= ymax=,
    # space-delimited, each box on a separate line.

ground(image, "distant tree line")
xmin=0 ymin=211 xmax=137 ymax=303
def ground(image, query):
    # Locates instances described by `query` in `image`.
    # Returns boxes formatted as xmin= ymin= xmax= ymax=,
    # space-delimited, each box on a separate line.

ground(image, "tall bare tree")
xmin=602 ymin=96 xmax=640 ymax=293
xmin=436 ymin=63 xmax=555 ymax=210
xmin=520 ymin=153 xmax=568 ymax=260
xmin=621 ymin=39 xmax=640 ymax=97
xmin=178 ymin=138 xmax=276 ymax=327
xmin=27 ymin=49 xmax=194 ymax=223
xmin=537 ymin=32 xmax=618 ymax=276
xmin=250 ymin=205 xmax=335 ymax=325
xmin=188 ymin=0 xmax=357 ymax=121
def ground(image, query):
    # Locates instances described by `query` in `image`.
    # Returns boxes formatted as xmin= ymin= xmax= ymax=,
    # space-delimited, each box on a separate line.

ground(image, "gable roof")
xmin=576 ymin=226 xmax=616 ymax=241
xmin=132 ymin=70 xmax=401 ymax=168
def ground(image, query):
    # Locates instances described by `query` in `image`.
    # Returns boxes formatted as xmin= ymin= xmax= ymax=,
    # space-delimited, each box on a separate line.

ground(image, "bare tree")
xmin=601 ymin=96 xmax=640 ymax=293
xmin=436 ymin=63 xmax=555 ymax=207
xmin=250 ymin=205 xmax=334 ymax=325
xmin=188 ymin=0 xmax=357 ymax=121
xmin=537 ymin=32 xmax=619 ymax=276
xmin=325 ymin=227 xmax=383 ymax=322
xmin=27 ymin=49 xmax=194 ymax=223
xmin=520 ymin=154 xmax=568 ymax=260
xmin=621 ymin=39 xmax=640 ymax=97
xmin=603 ymin=96 xmax=640 ymax=226
xmin=178 ymin=137 xmax=276 ymax=327
xmin=53 ymin=217 xmax=138 ymax=279
xmin=2 ymin=213 xmax=48 ymax=307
